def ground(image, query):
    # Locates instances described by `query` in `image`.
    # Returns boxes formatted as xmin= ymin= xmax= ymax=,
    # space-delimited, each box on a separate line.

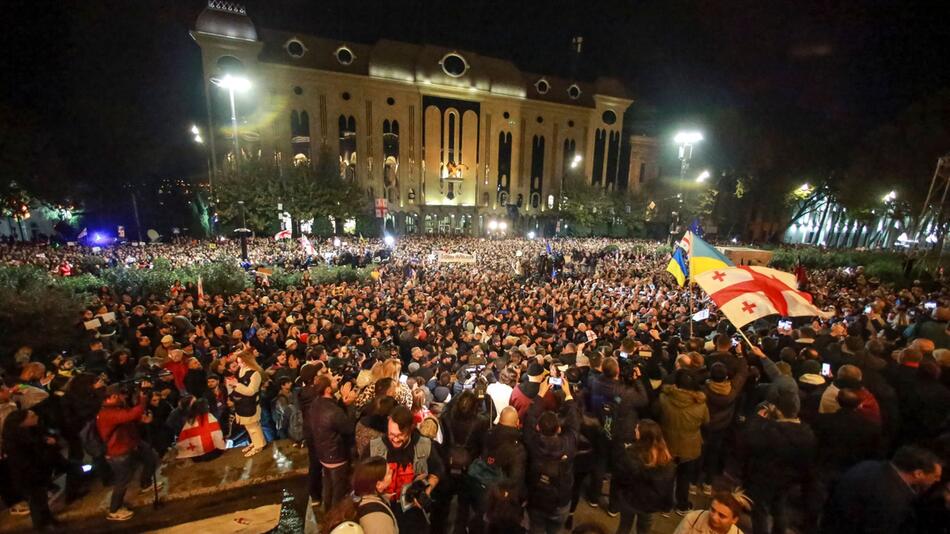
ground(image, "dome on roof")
xmin=195 ymin=1 xmax=257 ymax=41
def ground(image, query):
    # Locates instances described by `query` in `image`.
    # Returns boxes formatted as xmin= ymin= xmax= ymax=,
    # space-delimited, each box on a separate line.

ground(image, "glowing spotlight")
xmin=499 ymin=221 xmax=508 ymax=231
xmin=488 ymin=220 xmax=499 ymax=231
xmin=527 ymin=231 xmax=536 ymax=239
xmin=383 ymin=235 xmax=395 ymax=247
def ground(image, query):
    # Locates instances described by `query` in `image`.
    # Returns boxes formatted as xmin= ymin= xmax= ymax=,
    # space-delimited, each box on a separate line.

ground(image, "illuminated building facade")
xmin=191 ymin=1 xmax=656 ymax=234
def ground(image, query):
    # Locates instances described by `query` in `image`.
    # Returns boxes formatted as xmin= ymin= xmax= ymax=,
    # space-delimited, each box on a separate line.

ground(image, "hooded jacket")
xmin=658 ymin=385 xmax=709 ymax=461
xmin=702 ymin=357 xmax=749 ymax=432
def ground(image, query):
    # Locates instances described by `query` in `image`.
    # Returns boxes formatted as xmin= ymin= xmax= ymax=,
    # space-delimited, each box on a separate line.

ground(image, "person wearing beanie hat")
xmin=702 ymin=356 xmax=749 ymax=492
xmin=738 ymin=375 xmax=817 ymax=534
xmin=749 ymin=346 xmax=801 ymax=417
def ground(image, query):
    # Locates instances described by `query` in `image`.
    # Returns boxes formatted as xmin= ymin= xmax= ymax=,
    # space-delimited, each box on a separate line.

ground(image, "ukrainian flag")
xmin=687 ymin=231 xmax=734 ymax=279
xmin=666 ymin=246 xmax=689 ymax=287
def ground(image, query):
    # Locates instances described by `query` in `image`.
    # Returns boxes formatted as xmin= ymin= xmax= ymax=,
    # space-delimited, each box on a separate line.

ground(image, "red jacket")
xmin=164 ymin=360 xmax=189 ymax=391
xmin=97 ymin=401 xmax=145 ymax=458
xmin=509 ymin=382 xmax=557 ymax=421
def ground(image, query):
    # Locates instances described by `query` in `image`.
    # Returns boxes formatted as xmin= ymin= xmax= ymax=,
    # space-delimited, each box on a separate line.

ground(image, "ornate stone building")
xmin=191 ymin=1 xmax=657 ymax=234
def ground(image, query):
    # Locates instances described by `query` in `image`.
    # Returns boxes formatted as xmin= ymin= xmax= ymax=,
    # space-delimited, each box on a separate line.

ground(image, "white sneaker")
xmin=140 ymin=481 xmax=165 ymax=494
xmin=107 ymin=508 xmax=135 ymax=521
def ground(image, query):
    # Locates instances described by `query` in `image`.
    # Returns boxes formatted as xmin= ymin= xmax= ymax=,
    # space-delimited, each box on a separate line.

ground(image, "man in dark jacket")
xmin=308 ymin=373 xmax=358 ymax=509
xmin=821 ymin=446 xmax=943 ymax=534
xmin=738 ymin=394 xmax=817 ymax=534
xmin=815 ymin=388 xmax=883 ymax=479
xmin=524 ymin=379 xmax=580 ymax=534
xmin=701 ymin=356 xmax=749 ymax=492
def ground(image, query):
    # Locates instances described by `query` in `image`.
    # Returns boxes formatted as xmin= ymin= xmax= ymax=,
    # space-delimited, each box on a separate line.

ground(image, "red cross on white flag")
xmin=694 ymin=266 xmax=821 ymax=328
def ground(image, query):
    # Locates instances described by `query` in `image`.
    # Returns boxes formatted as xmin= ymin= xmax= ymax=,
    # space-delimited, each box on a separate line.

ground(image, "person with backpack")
xmin=523 ymin=377 xmax=580 ymax=534
xmin=612 ymin=419 xmax=676 ymax=534
xmin=468 ymin=406 xmax=526 ymax=534
xmin=324 ymin=456 xmax=399 ymax=534
xmin=441 ymin=390 xmax=490 ymax=534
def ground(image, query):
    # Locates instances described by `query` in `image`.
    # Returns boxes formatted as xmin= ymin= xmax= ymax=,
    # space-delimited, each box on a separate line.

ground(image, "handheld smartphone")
xmin=925 ymin=301 xmax=937 ymax=310
xmin=548 ymin=377 xmax=562 ymax=386
xmin=821 ymin=363 xmax=832 ymax=378
xmin=619 ymin=351 xmax=629 ymax=359
xmin=731 ymin=337 xmax=740 ymax=347
xmin=778 ymin=320 xmax=792 ymax=330
xmin=864 ymin=306 xmax=872 ymax=314
xmin=399 ymin=374 xmax=408 ymax=384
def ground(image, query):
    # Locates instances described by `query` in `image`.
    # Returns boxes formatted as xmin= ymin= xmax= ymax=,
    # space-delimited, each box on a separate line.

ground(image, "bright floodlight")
xmin=194 ymin=134 xmax=204 ymax=144
xmin=696 ymin=170 xmax=711 ymax=183
xmin=190 ymin=124 xmax=200 ymax=135
xmin=499 ymin=221 xmax=508 ymax=231
xmin=212 ymin=74 xmax=251 ymax=92
xmin=798 ymin=183 xmax=811 ymax=192
xmin=488 ymin=220 xmax=499 ymax=231
xmin=674 ymin=131 xmax=703 ymax=144
xmin=383 ymin=235 xmax=395 ymax=247
xmin=527 ymin=231 xmax=536 ymax=239
xmin=882 ymin=190 xmax=897 ymax=203
xmin=570 ymin=154 xmax=582 ymax=169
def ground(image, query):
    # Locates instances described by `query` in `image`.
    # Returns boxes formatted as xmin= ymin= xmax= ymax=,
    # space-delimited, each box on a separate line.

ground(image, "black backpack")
xmin=600 ymin=396 xmax=619 ymax=441
xmin=529 ymin=454 xmax=568 ymax=513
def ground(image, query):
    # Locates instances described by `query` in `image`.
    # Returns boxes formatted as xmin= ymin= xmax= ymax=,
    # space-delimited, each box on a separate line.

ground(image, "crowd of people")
xmin=1 ymin=235 xmax=948 ymax=534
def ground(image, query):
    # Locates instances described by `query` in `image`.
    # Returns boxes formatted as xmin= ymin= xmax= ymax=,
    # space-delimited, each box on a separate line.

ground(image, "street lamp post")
xmin=671 ymin=131 xmax=703 ymax=244
xmin=210 ymin=74 xmax=251 ymax=164
xmin=674 ymin=131 xmax=704 ymax=181
xmin=192 ymin=125 xmax=216 ymax=237
xmin=237 ymin=200 xmax=249 ymax=261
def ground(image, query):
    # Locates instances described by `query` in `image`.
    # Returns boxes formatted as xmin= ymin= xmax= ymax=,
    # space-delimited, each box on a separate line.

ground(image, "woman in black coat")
xmin=611 ymin=419 xmax=676 ymax=534
xmin=2 ymin=409 xmax=66 ymax=530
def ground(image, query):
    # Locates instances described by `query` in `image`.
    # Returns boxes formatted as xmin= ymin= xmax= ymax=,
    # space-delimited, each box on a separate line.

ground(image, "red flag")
xmin=274 ymin=229 xmax=291 ymax=240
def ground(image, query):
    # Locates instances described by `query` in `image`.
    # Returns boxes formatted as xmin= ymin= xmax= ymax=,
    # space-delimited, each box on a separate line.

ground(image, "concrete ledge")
xmin=1 ymin=441 xmax=309 ymax=532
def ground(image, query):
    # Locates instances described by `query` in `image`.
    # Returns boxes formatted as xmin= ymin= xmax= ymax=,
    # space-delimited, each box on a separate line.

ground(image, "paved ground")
xmin=0 ymin=440 xmax=732 ymax=533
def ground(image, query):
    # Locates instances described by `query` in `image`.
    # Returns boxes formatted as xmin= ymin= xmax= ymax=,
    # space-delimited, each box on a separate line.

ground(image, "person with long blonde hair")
xmin=611 ymin=419 xmax=676 ymax=534
xmin=227 ymin=348 xmax=266 ymax=457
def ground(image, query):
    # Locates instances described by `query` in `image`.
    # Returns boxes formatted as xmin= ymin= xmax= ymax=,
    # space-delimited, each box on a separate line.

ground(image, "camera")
xmin=399 ymin=478 xmax=432 ymax=512
xmin=328 ymin=356 xmax=360 ymax=382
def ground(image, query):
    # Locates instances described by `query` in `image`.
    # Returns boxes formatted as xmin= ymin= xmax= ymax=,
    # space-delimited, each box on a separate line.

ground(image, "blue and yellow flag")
xmin=666 ymin=246 xmax=689 ymax=287
xmin=687 ymin=231 xmax=733 ymax=279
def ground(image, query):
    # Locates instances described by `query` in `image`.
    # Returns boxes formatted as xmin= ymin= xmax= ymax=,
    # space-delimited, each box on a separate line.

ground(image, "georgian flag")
xmin=300 ymin=235 xmax=316 ymax=256
xmin=694 ymin=266 xmax=822 ymax=328
xmin=176 ymin=413 xmax=226 ymax=459
xmin=274 ymin=229 xmax=291 ymax=240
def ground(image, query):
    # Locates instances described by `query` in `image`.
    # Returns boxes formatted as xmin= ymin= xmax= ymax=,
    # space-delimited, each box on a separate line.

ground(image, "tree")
xmin=558 ymin=168 xmax=613 ymax=232
xmin=312 ymin=145 xmax=368 ymax=234
xmin=215 ymin=157 xmax=280 ymax=233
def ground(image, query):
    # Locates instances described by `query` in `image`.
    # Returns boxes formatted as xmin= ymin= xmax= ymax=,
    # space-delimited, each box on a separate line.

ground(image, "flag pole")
xmin=733 ymin=323 xmax=755 ymax=348
xmin=688 ymin=280 xmax=695 ymax=337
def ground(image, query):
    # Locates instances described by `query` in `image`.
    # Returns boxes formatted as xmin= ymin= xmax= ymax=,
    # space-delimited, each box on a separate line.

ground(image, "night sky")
xmin=3 ymin=0 xmax=949 ymax=224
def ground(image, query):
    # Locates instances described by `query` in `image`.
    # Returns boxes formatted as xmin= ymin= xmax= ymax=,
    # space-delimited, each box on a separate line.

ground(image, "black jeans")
xmin=674 ymin=458 xmax=701 ymax=510
xmin=749 ymin=482 xmax=788 ymax=534
xmin=322 ymin=463 xmax=351 ymax=509
xmin=305 ymin=438 xmax=322 ymax=501
xmin=701 ymin=429 xmax=727 ymax=484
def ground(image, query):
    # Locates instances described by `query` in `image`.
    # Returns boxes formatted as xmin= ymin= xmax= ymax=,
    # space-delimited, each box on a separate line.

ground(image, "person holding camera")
xmin=97 ymin=382 xmax=160 ymax=522
xmin=523 ymin=376 xmax=580 ymax=534
xmin=368 ymin=404 xmax=444 ymax=533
